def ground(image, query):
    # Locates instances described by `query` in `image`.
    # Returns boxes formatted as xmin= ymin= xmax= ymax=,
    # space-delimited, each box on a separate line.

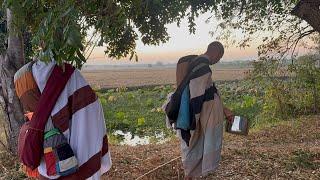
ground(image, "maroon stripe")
xmin=19 ymin=89 xmax=41 ymax=113
xmin=58 ymin=135 xmax=109 ymax=180
xmin=30 ymin=64 xmax=75 ymax=130
xmin=52 ymin=85 xmax=98 ymax=132
xmin=102 ymin=135 xmax=109 ymax=156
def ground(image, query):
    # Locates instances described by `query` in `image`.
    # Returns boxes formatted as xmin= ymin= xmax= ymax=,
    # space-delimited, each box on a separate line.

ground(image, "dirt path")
xmin=103 ymin=117 xmax=320 ymax=180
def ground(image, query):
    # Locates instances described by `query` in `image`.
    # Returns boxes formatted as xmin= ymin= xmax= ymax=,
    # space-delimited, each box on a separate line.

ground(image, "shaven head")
xmin=205 ymin=41 xmax=224 ymax=64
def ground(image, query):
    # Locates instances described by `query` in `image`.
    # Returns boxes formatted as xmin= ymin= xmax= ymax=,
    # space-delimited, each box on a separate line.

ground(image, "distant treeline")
xmin=83 ymin=60 xmax=253 ymax=70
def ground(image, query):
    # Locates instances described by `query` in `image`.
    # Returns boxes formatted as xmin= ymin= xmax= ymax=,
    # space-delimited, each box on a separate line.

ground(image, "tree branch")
xmin=291 ymin=29 xmax=316 ymax=54
xmin=291 ymin=0 xmax=320 ymax=33
xmin=0 ymin=139 xmax=7 ymax=150
xmin=238 ymin=0 xmax=246 ymax=15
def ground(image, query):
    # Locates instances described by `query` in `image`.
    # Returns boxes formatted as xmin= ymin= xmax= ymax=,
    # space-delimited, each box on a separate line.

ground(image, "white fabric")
xmin=231 ymin=116 xmax=241 ymax=132
xmin=58 ymin=157 xmax=78 ymax=172
xmin=32 ymin=61 xmax=112 ymax=179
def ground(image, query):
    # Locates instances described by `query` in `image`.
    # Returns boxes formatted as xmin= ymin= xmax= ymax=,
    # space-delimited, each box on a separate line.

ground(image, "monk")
xmin=14 ymin=60 xmax=112 ymax=179
xmin=164 ymin=41 xmax=234 ymax=179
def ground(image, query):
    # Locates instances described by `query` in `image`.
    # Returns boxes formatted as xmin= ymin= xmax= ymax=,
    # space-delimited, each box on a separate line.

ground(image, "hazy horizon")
xmin=86 ymin=12 xmax=311 ymax=65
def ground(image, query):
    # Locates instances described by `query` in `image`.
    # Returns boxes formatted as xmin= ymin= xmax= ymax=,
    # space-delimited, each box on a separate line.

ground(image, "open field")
xmin=1 ymin=69 xmax=319 ymax=180
xmin=1 ymin=65 xmax=319 ymax=180
xmin=81 ymin=68 xmax=250 ymax=88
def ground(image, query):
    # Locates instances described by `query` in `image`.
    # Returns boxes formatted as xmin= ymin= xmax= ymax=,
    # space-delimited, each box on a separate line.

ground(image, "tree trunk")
xmin=291 ymin=0 xmax=320 ymax=33
xmin=313 ymin=79 xmax=319 ymax=114
xmin=0 ymin=9 xmax=25 ymax=154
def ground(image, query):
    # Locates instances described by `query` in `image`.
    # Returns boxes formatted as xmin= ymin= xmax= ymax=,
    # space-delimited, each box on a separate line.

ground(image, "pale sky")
xmin=86 ymin=13 xmax=267 ymax=65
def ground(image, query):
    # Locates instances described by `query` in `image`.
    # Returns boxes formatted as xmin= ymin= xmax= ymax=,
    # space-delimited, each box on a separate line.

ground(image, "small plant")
xmin=137 ymin=117 xmax=145 ymax=126
xmin=146 ymin=98 xmax=153 ymax=107
xmin=115 ymin=112 xmax=126 ymax=120
xmin=116 ymin=86 xmax=128 ymax=93
xmin=285 ymin=150 xmax=319 ymax=171
xmin=99 ymin=97 xmax=108 ymax=107
xmin=108 ymin=95 xmax=117 ymax=102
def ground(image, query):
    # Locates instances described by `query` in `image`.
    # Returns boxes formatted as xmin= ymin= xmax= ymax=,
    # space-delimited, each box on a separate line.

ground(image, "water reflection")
xmin=113 ymin=130 xmax=169 ymax=146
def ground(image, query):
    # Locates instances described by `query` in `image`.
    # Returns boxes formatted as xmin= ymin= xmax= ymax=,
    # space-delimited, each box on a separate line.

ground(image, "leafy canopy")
xmin=2 ymin=0 xmax=318 ymax=68
xmin=2 ymin=0 xmax=219 ymax=68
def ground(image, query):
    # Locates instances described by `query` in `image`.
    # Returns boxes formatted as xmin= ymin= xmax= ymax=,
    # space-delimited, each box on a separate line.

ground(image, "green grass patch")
xmin=99 ymin=85 xmax=174 ymax=138
xmin=285 ymin=150 xmax=320 ymax=171
xmin=98 ymin=80 xmax=266 ymax=141
xmin=97 ymin=79 xmax=317 ymax=142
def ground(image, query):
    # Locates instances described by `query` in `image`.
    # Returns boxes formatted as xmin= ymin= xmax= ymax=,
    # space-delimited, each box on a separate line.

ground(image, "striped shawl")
xmin=165 ymin=55 xmax=224 ymax=177
xmin=14 ymin=61 xmax=111 ymax=180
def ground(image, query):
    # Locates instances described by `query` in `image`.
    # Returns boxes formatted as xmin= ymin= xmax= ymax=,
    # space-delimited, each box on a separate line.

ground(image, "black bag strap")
xmin=165 ymin=57 xmax=210 ymax=122
xmin=175 ymin=59 xmax=209 ymax=95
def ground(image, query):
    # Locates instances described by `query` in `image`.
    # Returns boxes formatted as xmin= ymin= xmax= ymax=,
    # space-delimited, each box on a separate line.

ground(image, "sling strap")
xmin=18 ymin=63 xmax=75 ymax=170
xmin=165 ymin=57 xmax=210 ymax=123
xmin=30 ymin=64 xmax=75 ymax=130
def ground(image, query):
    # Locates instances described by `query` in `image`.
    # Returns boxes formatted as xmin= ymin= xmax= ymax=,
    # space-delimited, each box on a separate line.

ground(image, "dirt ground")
xmin=103 ymin=116 xmax=320 ymax=180
xmin=81 ymin=68 xmax=250 ymax=89
xmin=0 ymin=117 xmax=319 ymax=180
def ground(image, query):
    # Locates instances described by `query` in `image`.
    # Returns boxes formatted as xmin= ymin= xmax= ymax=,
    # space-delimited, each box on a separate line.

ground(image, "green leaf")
xmin=66 ymin=26 xmax=82 ymax=49
xmin=116 ymin=112 xmax=125 ymax=120
xmin=146 ymin=98 xmax=153 ymax=107
xmin=60 ymin=7 xmax=74 ymax=18
xmin=137 ymin=117 xmax=145 ymax=126
xmin=129 ymin=51 xmax=134 ymax=60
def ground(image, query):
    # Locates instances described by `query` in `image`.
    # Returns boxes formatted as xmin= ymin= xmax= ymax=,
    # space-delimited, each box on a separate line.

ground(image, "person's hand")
xmin=226 ymin=114 xmax=234 ymax=122
xmin=223 ymin=107 xmax=234 ymax=122
xmin=24 ymin=112 xmax=34 ymax=121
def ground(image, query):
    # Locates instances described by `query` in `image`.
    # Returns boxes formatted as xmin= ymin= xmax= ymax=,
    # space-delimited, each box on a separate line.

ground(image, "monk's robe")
xmin=163 ymin=55 xmax=224 ymax=177
xmin=14 ymin=61 xmax=112 ymax=180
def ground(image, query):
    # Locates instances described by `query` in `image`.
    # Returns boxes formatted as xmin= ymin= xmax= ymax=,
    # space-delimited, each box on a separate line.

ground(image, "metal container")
xmin=225 ymin=116 xmax=249 ymax=136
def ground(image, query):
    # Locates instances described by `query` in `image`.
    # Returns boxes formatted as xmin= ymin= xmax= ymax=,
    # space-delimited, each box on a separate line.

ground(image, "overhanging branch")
xmin=291 ymin=0 xmax=320 ymax=33
xmin=291 ymin=29 xmax=317 ymax=58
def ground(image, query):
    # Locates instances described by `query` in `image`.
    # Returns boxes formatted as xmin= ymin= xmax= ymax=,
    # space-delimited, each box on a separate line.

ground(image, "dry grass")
xmin=0 ymin=108 xmax=8 ymax=152
xmin=0 ymin=116 xmax=319 ymax=179
xmin=103 ymin=116 xmax=320 ymax=180
xmin=81 ymin=68 xmax=250 ymax=89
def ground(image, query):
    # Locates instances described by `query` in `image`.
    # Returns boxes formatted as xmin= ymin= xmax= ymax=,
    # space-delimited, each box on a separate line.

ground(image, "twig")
xmin=177 ymin=159 xmax=180 ymax=180
xmin=84 ymin=30 xmax=98 ymax=54
xmin=291 ymin=29 xmax=316 ymax=58
xmin=0 ymin=139 xmax=12 ymax=155
xmin=0 ymin=162 xmax=7 ymax=172
xmin=0 ymin=124 xmax=13 ymax=155
xmin=0 ymin=139 xmax=6 ymax=149
xmin=238 ymin=0 xmax=246 ymax=15
xmin=3 ymin=123 xmax=8 ymax=146
xmin=135 ymin=156 xmax=181 ymax=180
xmin=85 ymin=38 xmax=99 ymax=61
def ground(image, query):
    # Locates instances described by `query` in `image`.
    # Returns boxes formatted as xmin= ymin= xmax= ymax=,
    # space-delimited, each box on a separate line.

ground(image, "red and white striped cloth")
xmin=31 ymin=61 xmax=112 ymax=179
